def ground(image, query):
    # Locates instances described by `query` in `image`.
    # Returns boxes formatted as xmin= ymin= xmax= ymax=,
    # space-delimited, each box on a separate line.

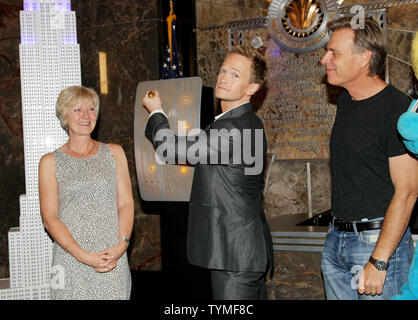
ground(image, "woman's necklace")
xmin=66 ymin=141 xmax=96 ymax=157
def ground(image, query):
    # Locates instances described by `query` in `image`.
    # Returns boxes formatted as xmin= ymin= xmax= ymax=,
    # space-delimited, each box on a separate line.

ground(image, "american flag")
xmin=161 ymin=18 xmax=183 ymax=79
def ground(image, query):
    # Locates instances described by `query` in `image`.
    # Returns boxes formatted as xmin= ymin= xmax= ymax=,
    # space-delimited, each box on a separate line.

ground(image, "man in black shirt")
xmin=320 ymin=17 xmax=418 ymax=299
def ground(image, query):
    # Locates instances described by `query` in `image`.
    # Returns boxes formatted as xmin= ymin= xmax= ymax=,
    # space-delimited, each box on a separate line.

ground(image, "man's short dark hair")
xmin=227 ymin=46 xmax=267 ymax=86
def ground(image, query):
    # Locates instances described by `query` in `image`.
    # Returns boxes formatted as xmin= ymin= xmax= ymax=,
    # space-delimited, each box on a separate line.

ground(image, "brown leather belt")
xmin=333 ymin=218 xmax=383 ymax=232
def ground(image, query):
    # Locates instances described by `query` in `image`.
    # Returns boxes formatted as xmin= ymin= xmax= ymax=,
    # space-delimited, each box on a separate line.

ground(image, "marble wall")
xmin=264 ymin=159 xmax=332 ymax=219
xmin=387 ymin=4 xmax=418 ymax=92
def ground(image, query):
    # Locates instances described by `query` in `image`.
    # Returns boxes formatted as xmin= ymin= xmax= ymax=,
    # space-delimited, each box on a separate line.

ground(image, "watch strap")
xmin=369 ymin=256 xmax=389 ymax=271
xmin=120 ymin=237 xmax=130 ymax=245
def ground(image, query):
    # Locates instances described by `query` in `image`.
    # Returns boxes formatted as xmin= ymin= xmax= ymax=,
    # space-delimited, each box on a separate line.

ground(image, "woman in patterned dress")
xmin=38 ymin=85 xmax=134 ymax=299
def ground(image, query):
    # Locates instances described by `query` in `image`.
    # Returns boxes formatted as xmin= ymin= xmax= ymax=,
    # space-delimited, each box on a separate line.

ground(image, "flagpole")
xmin=161 ymin=0 xmax=182 ymax=79
xmin=167 ymin=0 xmax=176 ymax=69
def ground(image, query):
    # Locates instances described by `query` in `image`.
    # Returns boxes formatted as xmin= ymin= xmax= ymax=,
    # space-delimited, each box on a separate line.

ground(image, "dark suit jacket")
xmin=145 ymin=102 xmax=273 ymax=273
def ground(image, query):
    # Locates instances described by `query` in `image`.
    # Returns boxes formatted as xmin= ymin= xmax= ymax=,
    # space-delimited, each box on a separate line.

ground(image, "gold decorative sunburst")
xmin=283 ymin=0 xmax=322 ymax=37
xmin=268 ymin=0 xmax=339 ymax=53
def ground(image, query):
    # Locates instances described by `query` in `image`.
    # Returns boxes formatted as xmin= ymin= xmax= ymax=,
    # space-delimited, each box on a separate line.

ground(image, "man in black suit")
xmin=142 ymin=46 xmax=273 ymax=300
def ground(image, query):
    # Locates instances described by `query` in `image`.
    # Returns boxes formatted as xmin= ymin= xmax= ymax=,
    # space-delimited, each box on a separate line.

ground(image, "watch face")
xmin=374 ymin=260 xmax=388 ymax=271
xmin=369 ymin=256 xmax=389 ymax=271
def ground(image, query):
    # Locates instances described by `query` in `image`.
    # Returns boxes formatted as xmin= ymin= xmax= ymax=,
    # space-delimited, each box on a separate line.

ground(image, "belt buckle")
xmin=345 ymin=222 xmax=352 ymax=231
xmin=338 ymin=220 xmax=352 ymax=232
xmin=335 ymin=220 xmax=350 ymax=231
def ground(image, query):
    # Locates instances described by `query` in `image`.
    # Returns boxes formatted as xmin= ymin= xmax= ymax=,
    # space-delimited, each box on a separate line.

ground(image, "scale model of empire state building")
xmin=0 ymin=0 xmax=80 ymax=300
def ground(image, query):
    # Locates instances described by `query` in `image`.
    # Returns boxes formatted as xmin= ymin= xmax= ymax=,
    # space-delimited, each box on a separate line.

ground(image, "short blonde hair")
xmin=56 ymin=85 xmax=100 ymax=130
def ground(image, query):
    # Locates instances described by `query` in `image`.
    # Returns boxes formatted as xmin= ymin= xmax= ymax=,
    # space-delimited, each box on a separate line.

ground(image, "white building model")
xmin=0 ymin=0 xmax=80 ymax=300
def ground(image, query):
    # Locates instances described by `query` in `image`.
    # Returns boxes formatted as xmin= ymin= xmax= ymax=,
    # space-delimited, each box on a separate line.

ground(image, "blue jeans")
xmin=321 ymin=220 xmax=414 ymax=300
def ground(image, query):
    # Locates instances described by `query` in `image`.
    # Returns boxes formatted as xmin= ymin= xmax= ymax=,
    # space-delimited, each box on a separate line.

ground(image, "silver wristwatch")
xmin=369 ymin=256 xmax=389 ymax=271
xmin=120 ymin=237 xmax=130 ymax=245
